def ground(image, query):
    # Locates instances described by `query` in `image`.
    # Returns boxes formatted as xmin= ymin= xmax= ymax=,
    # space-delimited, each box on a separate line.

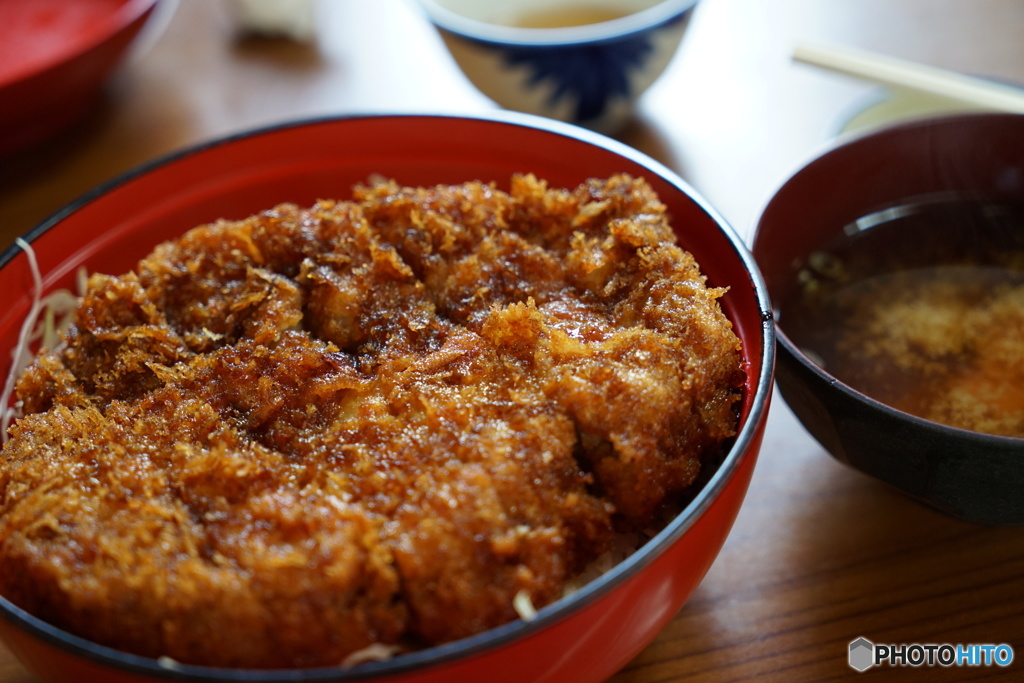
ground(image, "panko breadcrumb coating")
xmin=0 ymin=174 xmax=743 ymax=668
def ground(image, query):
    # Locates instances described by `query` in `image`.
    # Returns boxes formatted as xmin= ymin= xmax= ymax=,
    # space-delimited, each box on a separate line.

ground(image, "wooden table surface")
xmin=1 ymin=1 xmax=1022 ymax=681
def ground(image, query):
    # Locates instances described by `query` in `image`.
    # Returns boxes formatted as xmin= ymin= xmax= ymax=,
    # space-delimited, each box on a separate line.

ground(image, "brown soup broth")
xmin=781 ymin=198 xmax=1024 ymax=437
xmin=511 ymin=5 xmax=633 ymax=28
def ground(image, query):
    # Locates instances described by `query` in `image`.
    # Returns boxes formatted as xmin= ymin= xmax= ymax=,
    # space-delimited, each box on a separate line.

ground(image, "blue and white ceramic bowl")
xmin=418 ymin=0 xmax=699 ymax=134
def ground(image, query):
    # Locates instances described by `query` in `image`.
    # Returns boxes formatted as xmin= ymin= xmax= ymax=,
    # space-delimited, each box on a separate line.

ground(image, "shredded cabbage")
xmin=340 ymin=643 xmax=404 ymax=668
xmin=0 ymin=237 xmax=84 ymax=445
xmin=513 ymin=590 xmax=538 ymax=622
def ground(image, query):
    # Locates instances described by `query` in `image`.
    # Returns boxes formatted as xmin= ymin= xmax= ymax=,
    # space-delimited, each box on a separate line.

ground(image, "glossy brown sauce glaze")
xmin=0 ymin=174 xmax=743 ymax=667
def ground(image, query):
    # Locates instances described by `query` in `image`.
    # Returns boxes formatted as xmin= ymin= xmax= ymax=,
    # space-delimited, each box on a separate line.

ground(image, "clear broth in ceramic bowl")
xmin=781 ymin=197 xmax=1024 ymax=438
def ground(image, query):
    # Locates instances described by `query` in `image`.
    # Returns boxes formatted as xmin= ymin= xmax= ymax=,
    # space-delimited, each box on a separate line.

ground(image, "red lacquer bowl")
xmin=0 ymin=0 xmax=161 ymax=157
xmin=0 ymin=113 xmax=775 ymax=682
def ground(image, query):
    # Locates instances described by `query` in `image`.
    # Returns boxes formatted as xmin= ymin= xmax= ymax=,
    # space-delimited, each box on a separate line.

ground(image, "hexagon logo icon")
xmin=849 ymin=637 xmax=875 ymax=672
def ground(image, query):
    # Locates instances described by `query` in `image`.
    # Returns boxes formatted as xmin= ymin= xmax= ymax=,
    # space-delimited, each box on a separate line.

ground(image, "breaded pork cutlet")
xmin=0 ymin=174 xmax=743 ymax=668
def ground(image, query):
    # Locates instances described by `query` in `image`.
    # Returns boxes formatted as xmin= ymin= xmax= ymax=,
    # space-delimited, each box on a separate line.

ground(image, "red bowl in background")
xmin=0 ymin=113 xmax=775 ymax=682
xmin=0 ymin=0 xmax=161 ymax=157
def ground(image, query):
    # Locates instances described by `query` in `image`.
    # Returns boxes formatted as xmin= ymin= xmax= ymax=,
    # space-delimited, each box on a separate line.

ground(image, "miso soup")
xmin=781 ymin=198 xmax=1024 ymax=438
